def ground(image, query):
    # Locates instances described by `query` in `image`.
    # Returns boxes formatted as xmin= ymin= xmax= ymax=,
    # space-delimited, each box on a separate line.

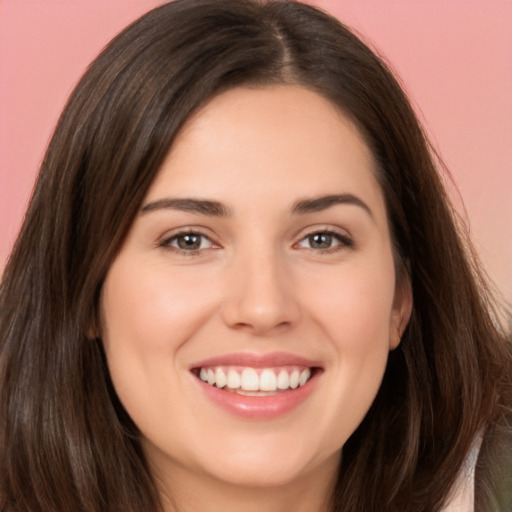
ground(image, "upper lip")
xmin=190 ymin=351 xmax=322 ymax=370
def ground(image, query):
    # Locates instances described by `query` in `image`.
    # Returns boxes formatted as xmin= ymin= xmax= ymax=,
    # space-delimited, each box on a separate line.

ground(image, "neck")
xmin=153 ymin=453 xmax=340 ymax=512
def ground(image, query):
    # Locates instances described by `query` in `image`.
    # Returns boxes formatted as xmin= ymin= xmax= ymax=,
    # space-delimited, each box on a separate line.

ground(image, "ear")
xmin=86 ymin=309 xmax=102 ymax=341
xmin=389 ymin=276 xmax=413 ymax=350
xmin=86 ymin=324 xmax=100 ymax=341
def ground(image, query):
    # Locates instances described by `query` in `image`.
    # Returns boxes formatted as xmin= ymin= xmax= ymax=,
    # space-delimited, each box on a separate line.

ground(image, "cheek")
xmin=304 ymin=258 xmax=396 ymax=349
xmin=299 ymin=258 xmax=396 ymax=441
xmin=101 ymin=258 xmax=219 ymax=358
xmin=99 ymin=258 xmax=220 ymax=420
xmin=99 ymin=258 xmax=221 ymax=443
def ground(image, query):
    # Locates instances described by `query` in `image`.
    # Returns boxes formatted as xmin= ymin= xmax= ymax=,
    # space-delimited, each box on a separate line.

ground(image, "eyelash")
xmin=295 ymin=230 xmax=354 ymax=253
xmin=158 ymin=228 xmax=353 ymax=255
xmin=158 ymin=230 xmax=217 ymax=255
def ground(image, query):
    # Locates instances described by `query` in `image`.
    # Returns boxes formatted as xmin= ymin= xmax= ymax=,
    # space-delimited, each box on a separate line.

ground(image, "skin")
xmin=100 ymin=85 xmax=412 ymax=512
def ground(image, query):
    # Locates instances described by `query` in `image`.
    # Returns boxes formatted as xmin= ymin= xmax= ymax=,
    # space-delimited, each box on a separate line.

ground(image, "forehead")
xmin=146 ymin=85 xmax=385 ymax=219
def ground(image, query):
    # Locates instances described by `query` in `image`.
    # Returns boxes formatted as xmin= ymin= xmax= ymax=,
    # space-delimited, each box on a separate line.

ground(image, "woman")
xmin=0 ymin=1 xmax=510 ymax=511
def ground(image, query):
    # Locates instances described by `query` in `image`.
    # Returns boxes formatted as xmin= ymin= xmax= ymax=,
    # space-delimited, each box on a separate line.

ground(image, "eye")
xmin=160 ymin=231 xmax=215 ymax=252
xmin=297 ymin=231 xmax=352 ymax=251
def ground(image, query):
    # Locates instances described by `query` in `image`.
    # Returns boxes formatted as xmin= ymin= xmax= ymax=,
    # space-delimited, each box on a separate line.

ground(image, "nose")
xmin=221 ymin=247 xmax=301 ymax=336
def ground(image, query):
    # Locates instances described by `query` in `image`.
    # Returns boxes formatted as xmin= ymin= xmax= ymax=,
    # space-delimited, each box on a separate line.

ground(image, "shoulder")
xmin=441 ymin=434 xmax=482 ymax=512
xmin=475 ymin=418 xmax=512 ymax=512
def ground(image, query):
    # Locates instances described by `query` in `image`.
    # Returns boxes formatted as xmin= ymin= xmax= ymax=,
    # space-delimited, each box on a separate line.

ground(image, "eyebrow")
xmin=141 ymin=198 xmax=230 ymax=217
xmin=141 ymin=193 xmax=373 ymax=219
xmin=292 ymin=194 xmax=374 ymax=220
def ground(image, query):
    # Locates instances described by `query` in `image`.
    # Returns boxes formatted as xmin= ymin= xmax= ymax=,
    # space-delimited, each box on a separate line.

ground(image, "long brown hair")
xmin=1 ymin=1 xmax=510 ymax=510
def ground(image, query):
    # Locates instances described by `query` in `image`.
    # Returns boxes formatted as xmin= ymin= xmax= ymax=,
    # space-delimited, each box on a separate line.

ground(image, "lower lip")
xmin=194 ymin=371 xmax=320 ymax=420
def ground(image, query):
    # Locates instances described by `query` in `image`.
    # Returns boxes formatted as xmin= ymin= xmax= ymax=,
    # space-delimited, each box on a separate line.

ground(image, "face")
xmin=100 ymin=85 xmax=411 ymax=495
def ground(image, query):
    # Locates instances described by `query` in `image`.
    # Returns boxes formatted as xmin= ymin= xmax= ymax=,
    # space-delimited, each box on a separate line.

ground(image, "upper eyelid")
xmin=292 ymin=224 xmax=352 ymax=241
xmin=166 ymin=232 xmax=212 ymax=243
xmin=159 ymin=226 xmax=216 ymax=240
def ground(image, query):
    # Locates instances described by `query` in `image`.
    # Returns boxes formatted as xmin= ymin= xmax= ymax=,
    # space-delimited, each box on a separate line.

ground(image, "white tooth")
xmin=277 ymin=369 xmax=290 ymax=390
xmin=207 ymin=368 xmax=216 ymax=386
xmin=215 ymin=367 xmax=227 ymax=388
xmin=299 ymin=368 xmax=311 ymax=386
xmin=240 ymin=368 xmax=259 ymax=391
xmin=259 ymin=369 xmax=277 ymax=391
xmin=290 ymin=369 xmax=300 ymax=389
xmin=226 ymin=369 xmax=241 ymax=389
xmin=199 ymin=368 xmax=208 ymax=382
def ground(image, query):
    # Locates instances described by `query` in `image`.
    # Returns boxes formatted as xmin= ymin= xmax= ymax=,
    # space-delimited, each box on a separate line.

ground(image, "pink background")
xmin=1 ymin=1 xmax=511 ymax=305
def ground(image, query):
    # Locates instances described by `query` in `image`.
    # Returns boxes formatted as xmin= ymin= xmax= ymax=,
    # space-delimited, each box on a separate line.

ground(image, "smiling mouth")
xmin=192 ymin=366 xmax=317 ymax=395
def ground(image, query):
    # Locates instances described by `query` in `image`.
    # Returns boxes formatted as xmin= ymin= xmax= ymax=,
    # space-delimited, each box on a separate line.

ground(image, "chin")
xmin=194 ymin=432 xmax=341 ymax=491
xmin=207 ymin=455 xmax=309 ymax=488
